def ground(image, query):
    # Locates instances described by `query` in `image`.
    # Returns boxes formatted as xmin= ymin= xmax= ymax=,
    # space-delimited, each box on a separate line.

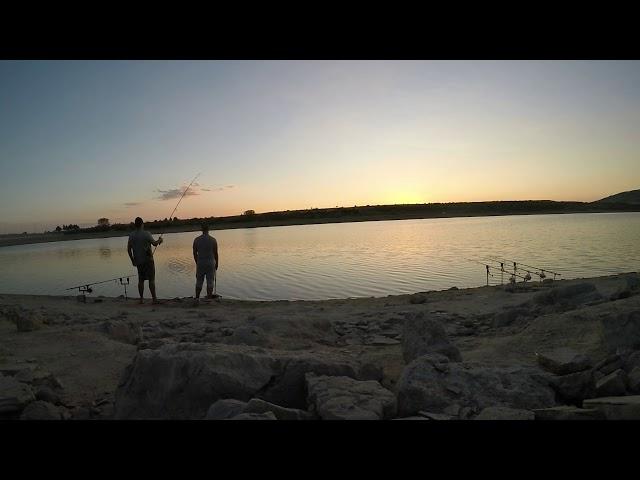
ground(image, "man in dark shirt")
xmin=127 ymin=217 xmax=163 ymax=304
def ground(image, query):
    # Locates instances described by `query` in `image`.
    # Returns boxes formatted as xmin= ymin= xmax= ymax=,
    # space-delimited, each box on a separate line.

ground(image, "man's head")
xmin=135 ymin=217 xmax=143 ymax=229
xmin=201 ymin=224 xmax=209 ymax=234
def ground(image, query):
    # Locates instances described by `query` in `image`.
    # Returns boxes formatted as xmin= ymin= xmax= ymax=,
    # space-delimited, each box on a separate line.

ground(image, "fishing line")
xmin=153 ymin=172 xmax=201 ymax=255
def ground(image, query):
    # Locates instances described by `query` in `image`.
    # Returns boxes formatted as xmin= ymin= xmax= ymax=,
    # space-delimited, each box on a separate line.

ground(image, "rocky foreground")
xmin=1 ymin=272 xmax=640 ymax=420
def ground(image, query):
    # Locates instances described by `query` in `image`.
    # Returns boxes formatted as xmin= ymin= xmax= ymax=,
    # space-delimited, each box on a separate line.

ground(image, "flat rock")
xmin=536 ymin=348 xmax=592 ymax=375
xmin=20 ymin=400 xmax=62 ymax=420
xmin=205 ymin=399 xmax=248 ymax=420
xmin=396 ymin=354 xmax=555 ymax=417
xmin=417 ymin=411 xmax=453 ymax=420
xmin=306 ymin=374 xmax=397 ymax=420
xmin=364 ymin=335 xmax=401 ymax=346
xmin=595 ymin=369 xmax=628 ymax=397
xmin=533 ymin=406 xmax=605 ymax=421
xmin=402 ymin=311 xmax=462 ymax=363
xmin=583 ymin=395 xmax=640 ymax=420
xmin=0 ymin=374 xmax=35 ymax=414
xmin=474 ymin=406 xmax=535 ymax=420
xmin=244 ymin=398 xmax=314 ymax=420
xmin=229 ymin=412 xmax=277 ymax=420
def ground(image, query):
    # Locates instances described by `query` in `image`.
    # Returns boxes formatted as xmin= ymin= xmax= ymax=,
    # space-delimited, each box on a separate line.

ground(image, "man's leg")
xmin=194 ymin=268 xmax=203 ymax=305
xmin=138 ymin=280 xmax=144 ymax=303
xmin=205 ymin=267 xmax=213 ymax=298
xmin=149 ymin=281 xmax=157 ymax=302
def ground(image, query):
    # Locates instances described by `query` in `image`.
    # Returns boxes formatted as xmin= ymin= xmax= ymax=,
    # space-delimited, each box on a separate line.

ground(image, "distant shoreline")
xmin=1 ymin=207 xmax=638 ymax=248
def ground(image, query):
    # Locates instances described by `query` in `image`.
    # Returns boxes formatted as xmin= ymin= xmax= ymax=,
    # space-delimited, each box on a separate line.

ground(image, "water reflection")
xmin=0 ymin=213 xmax=638 ymax=300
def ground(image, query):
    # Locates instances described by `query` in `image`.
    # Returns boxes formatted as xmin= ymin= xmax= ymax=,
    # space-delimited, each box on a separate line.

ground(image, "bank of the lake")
xmin=2 ymin=272 xmax=639 ymax=420
xmin=3 ymin=202 xmax=639 ymax=248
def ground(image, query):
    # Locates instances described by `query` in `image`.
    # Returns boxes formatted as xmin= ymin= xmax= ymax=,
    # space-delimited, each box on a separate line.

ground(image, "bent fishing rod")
xmin=152 ymin=172 xmax=201 ymax=255
xmin=65 ymin=172 xmax=201 ymax=298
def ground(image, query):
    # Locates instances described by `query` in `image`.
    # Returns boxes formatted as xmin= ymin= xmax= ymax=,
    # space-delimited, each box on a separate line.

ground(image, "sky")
xmin=1 ymin=60 xmax=639 ymax=233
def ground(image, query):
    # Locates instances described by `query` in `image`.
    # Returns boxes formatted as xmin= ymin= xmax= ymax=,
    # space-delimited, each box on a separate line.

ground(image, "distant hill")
xmin=595 ymin=189 xmax=640 ymax=205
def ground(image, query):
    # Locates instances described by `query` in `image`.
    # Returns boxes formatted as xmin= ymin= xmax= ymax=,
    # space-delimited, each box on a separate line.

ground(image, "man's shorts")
xmin=196 ymin=263 xmax=215 ymax=289
xmin=137 ymin=260 xmax=156 ymax=282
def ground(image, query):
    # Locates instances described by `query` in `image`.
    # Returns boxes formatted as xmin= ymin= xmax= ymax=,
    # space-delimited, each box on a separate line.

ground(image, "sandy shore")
xmin=1 ymin=272 xmax=639 ymax=420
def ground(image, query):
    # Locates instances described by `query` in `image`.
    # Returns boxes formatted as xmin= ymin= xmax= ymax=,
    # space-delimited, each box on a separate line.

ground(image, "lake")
xmin=0 ymin=213 xmax=638 ymax=300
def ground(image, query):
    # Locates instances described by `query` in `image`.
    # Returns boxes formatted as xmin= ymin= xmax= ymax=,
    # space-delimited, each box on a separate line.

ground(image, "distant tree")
xmin=243 ymin=210 xmax=256 ymax=216
xmin=55 ymin=226 xmax=62 ymax=232
xmin=97 ymin=218 xmax=110 ymax=227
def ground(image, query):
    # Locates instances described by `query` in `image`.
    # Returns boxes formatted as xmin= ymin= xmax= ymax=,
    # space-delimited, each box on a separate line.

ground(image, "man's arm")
xmin=127 ymin=238 xmax=135 ymax=266
xmin=193 ymin=239 xmax=198 ymax=264
xmin=213 ymin=238 xmax=219 ymax=270
xmin=149 ymin=231 xmax=163 ymax=247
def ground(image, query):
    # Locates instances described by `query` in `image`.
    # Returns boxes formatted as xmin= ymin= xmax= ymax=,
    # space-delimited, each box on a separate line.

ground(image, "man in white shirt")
xmin=193 ymin=224 xmax=218 ymax=304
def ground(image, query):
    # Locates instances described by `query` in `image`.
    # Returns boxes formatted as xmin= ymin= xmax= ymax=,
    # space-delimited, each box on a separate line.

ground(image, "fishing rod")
xmin=152 ymin=172 xmax=201 ymax=255
xmin=488 ymin=256 xmax=561 ymax=281
xmin=466 ymin=258 xmax=529 ymax=286
xmin=65 ymin=275 xmax=137 ymax=300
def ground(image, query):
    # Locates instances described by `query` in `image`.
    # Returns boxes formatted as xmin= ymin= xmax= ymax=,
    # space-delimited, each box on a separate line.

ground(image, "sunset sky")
xmin=1 ymin=60 xmax=639 ymax=233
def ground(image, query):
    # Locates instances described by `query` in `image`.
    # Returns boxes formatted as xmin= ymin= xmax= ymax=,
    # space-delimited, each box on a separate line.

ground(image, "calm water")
xmin=0 ymin=213 xmax=638 ymax=300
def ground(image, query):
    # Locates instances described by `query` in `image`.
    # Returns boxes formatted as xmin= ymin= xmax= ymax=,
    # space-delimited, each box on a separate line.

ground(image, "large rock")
xmin=20 ymin=400 xmax=62 ymax=420
xmin=244 ymin=398 xmax=314 ymax=420
xmin=306 ymin=374 xmax=397 ymax=420
xmin=35 ymin=386 xmax=61 ymax=405
xmin=600 ymin=310 xmax=640 ymax=353
xmin=533 ymin=406 xmax=605 ymax=421
xmin=402 ymin=311 xmax=461 ymax=363
xmin=536 ymin=348 xmax=592 ymax=375
xmin=396 ymin=354 xmax=556 ymax=417
xmin=595 ymin=354 xmax=624 ymax=376
xmin=474 ymin=406 xmax=534 ymax=420
xmin=595 ymin=369 xmax=628 ymax=397
xmin=258 ymin=354 xmax=382 ymax=409
xmin=624 ymin=351 xmax=640 ymax=373
xmin=0 ymin=374 xmax=35 ymax=414
xmin=549 ymin=370 xmax=596 ymax=404
xmin=114 ymin=343 xmax=279 ymax=419
xmin=583 ymin=396 xmax=640 ymax=420
xmin=205 ymin=399 xmax=248 ymax=420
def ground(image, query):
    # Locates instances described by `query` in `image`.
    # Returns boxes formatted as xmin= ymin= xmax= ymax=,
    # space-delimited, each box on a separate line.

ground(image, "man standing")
xmin=127 ymin=217 xmax=163 ymax=304
xmin=193 ymin=224 xmax=218 ymax=305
